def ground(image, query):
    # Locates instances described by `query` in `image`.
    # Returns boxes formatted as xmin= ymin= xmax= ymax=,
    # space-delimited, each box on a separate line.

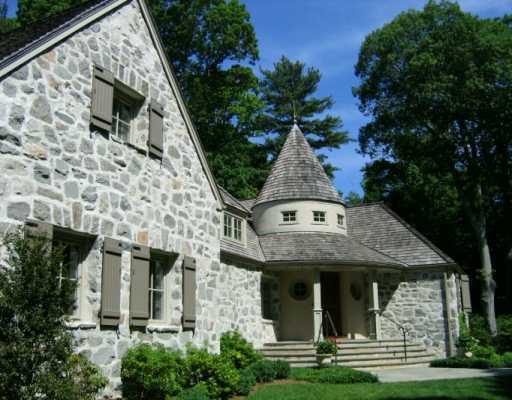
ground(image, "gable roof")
xmin=0 ymin=0 xmax=224 ymax=210
xmin=219 ymin=187 xmax=250 ymax=215
xmin=254 ymin=124 xmax=343 ymax=206
xmin=347 ymin=203 xmax=455 ymax=267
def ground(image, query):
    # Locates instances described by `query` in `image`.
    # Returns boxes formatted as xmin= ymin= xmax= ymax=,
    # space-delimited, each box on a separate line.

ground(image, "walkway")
xmin=369 ymin=367 xmax=512 ymax=383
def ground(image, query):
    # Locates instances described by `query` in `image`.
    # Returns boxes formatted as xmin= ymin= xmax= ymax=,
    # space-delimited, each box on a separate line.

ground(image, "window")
xmin=55 ymin=239 xmax=85 ymax=318
xmin=282 ymin=211 xmax=297 ymax=223
xmin=261 ymin=277 xmax=274 ymax=320
xmin=337 ymin=214 xmax=345 ymax=226
xmin=111 ymin=92 xmax=134 ymax=142
xmin=313 ymin=211 xmax=326 ymax=223
xmin=223 ymin=213 xmax=243 ymax=242
xmin=149 ymin=258 xmax=165 ymax=320
xmin=289 ymin=280 xmax=309 ymax=301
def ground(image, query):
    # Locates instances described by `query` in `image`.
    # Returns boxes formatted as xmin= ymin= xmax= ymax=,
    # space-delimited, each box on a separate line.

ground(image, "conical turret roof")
xmin=255 ymin=124 xmax=342 ymax=206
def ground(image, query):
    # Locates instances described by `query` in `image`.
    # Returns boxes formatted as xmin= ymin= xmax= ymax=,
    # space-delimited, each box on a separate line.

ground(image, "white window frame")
xmin=111 ymin=90 xmax=134 ymax=143
xmin=281 ymin=210 xmax=297 ymax=224
xmin=313 ymin=210 xmax=326 ymax=224
xmin=148 ymin=253 xmax=174 ymax=326
xmin=223 ymin=212 xmax=245 ymax=244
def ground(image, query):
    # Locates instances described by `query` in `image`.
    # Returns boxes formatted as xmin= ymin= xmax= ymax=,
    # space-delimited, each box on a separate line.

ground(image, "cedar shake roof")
xmin=0 ymin=0 xmax=114 ymax=66
xmin=254 ymin=124 xmax=343 ymax=206
xmin=239 ymin=198 xmax=256 ymax=211
xmin=347 ymin=203 xmax=454 ymax=267
xmin=219 ymin=187 xmax=250 ymax=214
xmin=258 ymin=232 xmax=404 ymax=268
xmin=221 ymin=222 xmax=265 ymax=263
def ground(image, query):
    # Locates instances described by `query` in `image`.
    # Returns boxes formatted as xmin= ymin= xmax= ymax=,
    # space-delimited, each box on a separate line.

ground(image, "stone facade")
xmin=0 ymin=1 xmax=275 ymax=396
xmin=379 ymin=271 xmax=460 ymax=356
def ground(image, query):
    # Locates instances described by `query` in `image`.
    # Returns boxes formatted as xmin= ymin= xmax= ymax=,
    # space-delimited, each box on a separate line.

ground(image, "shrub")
xmin=121 ymin=343 xmax=185 ymax=400
xmin=472 ymin=344 xmax=497 ymax=359
xmin=184 ymin=347 xmax=240 ymax=399
xmin=316 ymin=340 xmax=338 ymax=355
xmin=0 ymin=231 xmax=106 ymax=400
xmin=237 ymin=368 xmax=256 ymax=396
xmin=177 ymin=383 xmax=210 ymax=400
xmin=220 ymin=330 xmax=262 ymax=369
xmin=469 ymin=314 xmax=493 ymax=346
xmin=290 ymin=367 xmax=378 ymax=384
xmin=249 ymin=359 xmax=277 ymax=383
xmin=501 ymin=352 xmax=512 ymax=367
xmin=272 ymin=359 xmax=291 ymax=379
xmin=496 ymin=315 xmax=512 ymax=354
xmin=430 ymin=356 xmax=493 ymax=369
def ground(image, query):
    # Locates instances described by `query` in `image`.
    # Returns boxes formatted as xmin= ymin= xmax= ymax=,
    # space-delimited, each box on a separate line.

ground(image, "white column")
xmin=313 ymin=270 xmax=323 ymax=342
xmin=368 ymin=271 xmax=382 ymax=340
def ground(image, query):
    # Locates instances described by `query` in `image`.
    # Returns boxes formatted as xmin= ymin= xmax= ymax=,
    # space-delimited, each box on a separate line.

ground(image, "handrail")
xmin=315 ymin=309 xmax=338 ymax=344
xmin=379 ymin=313 xmax=410 ymax=362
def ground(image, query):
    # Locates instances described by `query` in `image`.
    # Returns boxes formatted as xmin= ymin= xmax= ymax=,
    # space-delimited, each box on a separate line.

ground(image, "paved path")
xmin=369 ymin=367 xmax=512 ymax=383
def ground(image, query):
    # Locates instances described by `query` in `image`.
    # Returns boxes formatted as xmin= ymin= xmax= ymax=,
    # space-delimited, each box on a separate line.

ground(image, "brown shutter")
xmin=90 ymin=65 xmax=114 ymax=132
xmin=130 ymin=244 xmax=150 ymax=326
xmin=101 ymin=238 xmax=122 ymax=326
xmin=460 ymin=274 xmax=472 ymax=313
xmin=182 ymin=256 xmax=196 ymax=330
xmin=148 ymin=100 xmax=164 ymax=159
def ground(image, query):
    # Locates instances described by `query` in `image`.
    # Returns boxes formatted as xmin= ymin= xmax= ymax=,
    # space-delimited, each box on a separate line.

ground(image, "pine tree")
xmin=257 ymin=56 xmax=349 ymax=177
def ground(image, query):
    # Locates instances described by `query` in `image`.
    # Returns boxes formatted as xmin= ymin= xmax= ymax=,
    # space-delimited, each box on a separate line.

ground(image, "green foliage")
xmin=0 ymin=231 xmax=105 ymax=400
xmin=257 ymin=55 xmax=348 ymax=178
xmin=272 ymin=360 xmax=291 ymax=379
xmin=316 ymin=340 xmax=338 ymax=355
xmin=344 ymin=191 xmax=364 ymax=207
xmin=469 ymin=315 xmax=493 ymax=346
xmin=149 ymin=0 xmax=269 ymax=198
xmin=184 ymin=347 xmax=240 ymax=399
xmin=290 ymin=367 xmax=378 ymax=384
xmin=496 ymin=315 xmax=512 ymax=353
xmin=16 ymin=0 xmax=88 ymax=26
xmin=220 ymin=330 xmax=262 ymax=369
xmin=430 ymin=356 xmax=493 ymax=369
xmin=177 ymin=383 xmax=210 ymax=400
xmin=501 ymin=352 xmax=512 ymax=367
xmin=0 ymin=0 xmax=18 ymax=34
xmin=249 ymin=359 xmax=277 ymax=383
xmin=237 ymin=367 xmax=256 ymax=396
xmin=121 ymin=343 xmax=186 ymax=400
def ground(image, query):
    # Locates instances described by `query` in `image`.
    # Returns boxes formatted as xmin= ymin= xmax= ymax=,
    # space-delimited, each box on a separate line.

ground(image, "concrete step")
xmin=264 ymin=351 xmax=433 ymax=362
xmin=336 ymin=355 xmax=436 ymax=368
xmin=338 ymin=341 xmax=418 ymax=349
xmin=337 ymin=346 xmax=425 ymax=356
xmin=262 ymin=348 xmax=430 ymax=358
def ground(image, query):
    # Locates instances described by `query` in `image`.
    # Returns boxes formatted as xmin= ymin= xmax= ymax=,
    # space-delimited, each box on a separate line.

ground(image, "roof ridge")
xmin=219 ymin=186 xmax=250 ymax=213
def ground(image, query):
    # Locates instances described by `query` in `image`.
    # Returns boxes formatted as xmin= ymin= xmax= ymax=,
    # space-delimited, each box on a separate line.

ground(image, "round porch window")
xmin=289 ymin=280 xmax=309 ymax=301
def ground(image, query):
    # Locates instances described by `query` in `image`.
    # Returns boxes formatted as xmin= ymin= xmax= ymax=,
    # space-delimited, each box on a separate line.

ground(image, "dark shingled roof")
xmin=219 ymin=187 xmax=250 ymax=214
xmin=0 ymin=0 xmax=116 ymax=66
xmin=239 ymin=198 xmax=256 ymax=211
xmin=347 ymin=203 xmax=454 ymax=267
xmin=221 ymin=222 xmax=265 ymax=262
xmin=254 ymin=124 xmax=343 ymax=206
xmin=259 ymin=232 xmax=404 ymax=267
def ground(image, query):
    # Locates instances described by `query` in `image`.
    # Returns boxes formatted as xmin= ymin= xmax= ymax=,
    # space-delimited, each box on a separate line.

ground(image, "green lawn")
xmin=249 ymin=377 xmax=512 ymax=400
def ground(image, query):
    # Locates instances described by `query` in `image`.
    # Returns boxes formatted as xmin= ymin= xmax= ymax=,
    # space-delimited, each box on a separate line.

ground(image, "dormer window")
xmin=224 ymin=213 xmax=243 ymax=242
xmin=337 ymin=214 xmax=345 ymax=226
xmin=313 ymin=211 xmax=326 ymax=223
xmin=282 ymin=211 xmax=297 ymax=223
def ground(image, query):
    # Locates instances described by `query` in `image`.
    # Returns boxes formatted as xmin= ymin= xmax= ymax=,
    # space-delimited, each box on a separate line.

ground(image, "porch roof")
xmin=258 ymin=232 xmax=405 ymax=268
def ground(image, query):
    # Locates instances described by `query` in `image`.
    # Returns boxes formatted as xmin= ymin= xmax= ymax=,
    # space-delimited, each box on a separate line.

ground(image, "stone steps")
xmin=259 ymin=339 xmax=436 ymax=369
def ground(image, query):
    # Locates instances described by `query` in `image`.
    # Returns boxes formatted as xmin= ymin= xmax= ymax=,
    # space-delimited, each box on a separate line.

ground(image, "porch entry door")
xmin=321 ymin=272 xmax=342 ymax=337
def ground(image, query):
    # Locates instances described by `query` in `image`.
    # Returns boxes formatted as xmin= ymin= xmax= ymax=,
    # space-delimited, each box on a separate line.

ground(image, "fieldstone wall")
xmin=379 ymin=271 xmax=460 ymax=357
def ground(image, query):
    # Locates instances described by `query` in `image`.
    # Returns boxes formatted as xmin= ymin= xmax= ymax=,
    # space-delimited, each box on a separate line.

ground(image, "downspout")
xmin=443 ymin=272 xmax=455 ymax=357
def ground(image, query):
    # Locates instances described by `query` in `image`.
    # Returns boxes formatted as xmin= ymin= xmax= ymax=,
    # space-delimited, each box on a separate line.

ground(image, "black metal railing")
xmin=379 ymin=313 xmax=410 ymax=362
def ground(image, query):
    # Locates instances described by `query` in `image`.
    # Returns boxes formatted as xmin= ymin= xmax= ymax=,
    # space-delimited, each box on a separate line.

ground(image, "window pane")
xmin=152 ymin=291 xmax=163 ymax=320
xmin=152 ymin=261 xmax=164 ymax=290
xmin=224 ymin=214 xmax=233 ymax=238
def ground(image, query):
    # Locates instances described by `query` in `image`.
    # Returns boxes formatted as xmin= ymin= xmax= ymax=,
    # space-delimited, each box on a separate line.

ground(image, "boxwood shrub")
xmin=430 ymin=356 xmax=493 ymax=369
xmin=290 ymin=367 xmax=378 ymax=384
xmin=237 ymin=367 xmax=257 ymax=396
xmin=249 ymin=359 xmax=277 ymax=383
xmin=272 ymin=359 xmax=291 ymax=379
xmin=220 ymin=330 xmax=263 ymax=369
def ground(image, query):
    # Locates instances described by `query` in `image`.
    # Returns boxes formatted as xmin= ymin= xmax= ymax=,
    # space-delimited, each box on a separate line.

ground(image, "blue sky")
xmin=5 ymin=0 xmax=511 ymax=195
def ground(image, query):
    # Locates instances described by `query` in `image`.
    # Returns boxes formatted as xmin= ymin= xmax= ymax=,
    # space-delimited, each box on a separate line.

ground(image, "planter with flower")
xmin=316 ymin=339 xmax=338 ymax=366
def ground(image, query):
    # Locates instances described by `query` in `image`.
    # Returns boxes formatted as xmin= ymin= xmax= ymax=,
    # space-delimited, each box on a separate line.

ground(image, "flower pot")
xmin=316 ymin=353 xmax=332 ymax=366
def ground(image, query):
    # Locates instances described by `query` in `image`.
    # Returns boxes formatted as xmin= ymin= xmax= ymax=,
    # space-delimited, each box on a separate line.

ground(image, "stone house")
xmin=0 ymin=0 xmax=472 ymax=395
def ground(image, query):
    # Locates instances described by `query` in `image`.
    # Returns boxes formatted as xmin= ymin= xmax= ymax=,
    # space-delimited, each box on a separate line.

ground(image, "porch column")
xmin=313 ymin=269 xmax=323 ymax=342
xmin=368 ymin=271 xmax=382 ymax=340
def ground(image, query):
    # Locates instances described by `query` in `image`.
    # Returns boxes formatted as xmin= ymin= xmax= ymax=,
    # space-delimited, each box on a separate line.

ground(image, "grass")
xmin=248 ymin=377 xmax=512 ymax=399
xmin=290 ymin=366 xmax=378 ymax=384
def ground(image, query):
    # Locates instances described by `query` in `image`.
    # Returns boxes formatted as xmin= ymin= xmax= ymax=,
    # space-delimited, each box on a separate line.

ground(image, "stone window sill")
xmin=65 ymin=321 xmax=97 ymax=330
xmin=147 ymin=324 xmax=180 ymax=333
xmin=279 ymin=222 xmax=298 ymax=226
xmin=262 ymin=318 xmax=278 ymax=325
xmin=311 ymin=222 xmax=328 ymax=226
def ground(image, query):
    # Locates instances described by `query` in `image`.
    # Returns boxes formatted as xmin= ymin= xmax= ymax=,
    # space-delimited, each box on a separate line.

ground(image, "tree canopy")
xmin=354 ymin=0 xmax=512 ymax=330
xmin=16 ymin=0 xmax=87 ymax=26
xmin=258 ymin=56 xmax=349 ymax=177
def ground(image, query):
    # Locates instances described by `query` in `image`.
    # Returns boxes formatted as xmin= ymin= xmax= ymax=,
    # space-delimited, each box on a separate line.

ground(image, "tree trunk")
xmin=466 ymin=184 xmax=497 ymax=336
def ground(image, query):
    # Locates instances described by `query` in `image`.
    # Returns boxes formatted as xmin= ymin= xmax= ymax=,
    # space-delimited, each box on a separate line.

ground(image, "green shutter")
xmin=91 ymin=65 xmax=114 ymax=132
xmin=148 ymin=100 xmax=164 ymax=159
xmin=101 ymin=238 xmax=122 ymax=326
xmin=182 ymin=256 xmax=196 ymax=330
xmin=130 ymin=244 xmax=150 ymax=326
xmin=460 ymin=274 xmax=472 ymax=313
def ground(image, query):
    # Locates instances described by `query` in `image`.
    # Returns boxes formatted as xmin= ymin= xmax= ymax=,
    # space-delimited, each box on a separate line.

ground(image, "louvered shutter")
xmin=100 ymin=238 xmax=122 ymax=326
xmin=148 ymin=100 xmax=164 ymax=159
xmin=130 ymin=244 xmax=150 ymax=326
xmin=182 ymin=256 xmax=196 ymax=330
xmin=90 ymin=65 xmax=114 ymax=132
xmin=460 ymin=274 xmax=472 ymax=313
